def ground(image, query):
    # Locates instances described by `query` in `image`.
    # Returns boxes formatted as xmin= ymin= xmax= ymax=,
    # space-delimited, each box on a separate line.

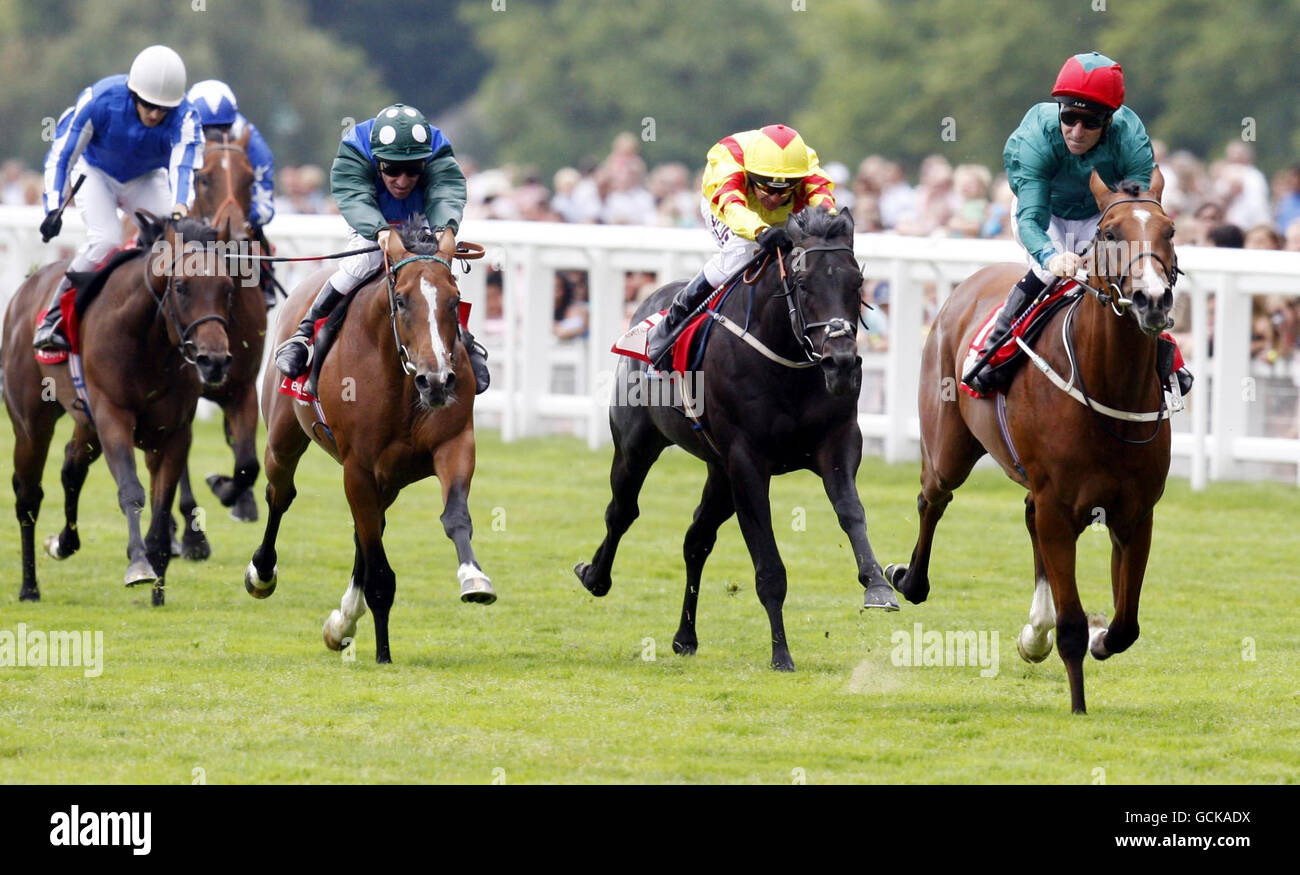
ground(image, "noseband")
xmin=386 ymin=252 xmax=455 ymax=376
xmin=779 ymin=244 xmax=860 ymax=363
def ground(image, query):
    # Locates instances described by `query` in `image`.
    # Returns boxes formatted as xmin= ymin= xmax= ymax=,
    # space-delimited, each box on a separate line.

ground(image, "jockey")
xmin=34 ymin=45 xmax=202 ymax=352
xmin=644 ymin=124 xmax=835 ymax=368
xmin=963 ymin=51 xmax=1192 ymax=396
xmin=186 ymin=79 xmax=279 ymax=306
xmin=272 ymin=102 xmax=490 ymax=393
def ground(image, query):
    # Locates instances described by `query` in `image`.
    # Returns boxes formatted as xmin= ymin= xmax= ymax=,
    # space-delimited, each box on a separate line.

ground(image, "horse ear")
xmin=237 ymin=125 xmax=251 ymax=150
xmin=134 ymin=210 xmax=161 ymax=240
xmin=1088 ymin=170 xmax=1113 ymax=210
xmin=1147 ymin=164 xmax=1165 ymax=203
xmin=836 ymin=205 xmax=855 ymax=236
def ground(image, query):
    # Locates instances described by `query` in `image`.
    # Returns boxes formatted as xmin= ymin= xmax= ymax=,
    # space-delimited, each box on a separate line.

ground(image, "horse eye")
xmin=395 ymin=295 xmax=407 ymax=311
xmin=1103 ymin=229 xmax=1116 ymax=242
xmin=1164 ymin=227 xmax=1175 ymax=239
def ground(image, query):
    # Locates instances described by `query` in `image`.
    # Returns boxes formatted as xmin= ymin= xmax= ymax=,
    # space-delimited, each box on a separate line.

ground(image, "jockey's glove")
xmin=1047 ymin=251 xmax=1083 ymax=278
xmin=756 ymin=225 xmax=793 ymax=255
xmin=171 ymin=204 xmax=188 ymax=220
xmin=39 ymin=211 xmax=62 ymax=243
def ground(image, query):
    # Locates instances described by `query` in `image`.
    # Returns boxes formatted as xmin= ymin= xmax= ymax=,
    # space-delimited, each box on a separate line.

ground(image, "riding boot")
xmin=962 ymin=268 xmax=1047 ymax=393
xmin=274 ymin=281 xmax=345 ymax=377
xmin=645 ymin=271 xmax=715 ymax=369
xmin=33 ymin=276 xmax=73 ymax=352
xmin=1175 ymin=366 xmax=1194 ymax=396
xmin=462 ymin=329 xmax=491 ymax=394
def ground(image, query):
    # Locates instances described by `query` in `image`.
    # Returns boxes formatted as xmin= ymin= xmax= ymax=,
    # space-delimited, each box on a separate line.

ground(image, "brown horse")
xmin=889 ymin=169 xmax=1175 ymax=713
xmin=243 ymin=225 xmax=494 ymax=663
xmin=3 ymin=213 xmax=234 ymax=606
xmin=174 ymin=128 xmax=266 ymax=558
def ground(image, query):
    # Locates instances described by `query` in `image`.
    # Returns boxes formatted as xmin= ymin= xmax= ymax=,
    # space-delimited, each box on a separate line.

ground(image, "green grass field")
xmin=1 ymin=410 xmax=1296 ymax=784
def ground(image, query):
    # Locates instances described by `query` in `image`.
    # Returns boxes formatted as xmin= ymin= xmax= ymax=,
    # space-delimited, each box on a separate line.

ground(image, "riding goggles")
xmin=131 ymin=92 xmax=168 ymax=114
xmin=1060 ymin=109 xmax=1107 ymax=130
xmin=751 ymin=175 xmax=798 ymax=196
xmin=378 ymin=159 xmax=427 ymax=179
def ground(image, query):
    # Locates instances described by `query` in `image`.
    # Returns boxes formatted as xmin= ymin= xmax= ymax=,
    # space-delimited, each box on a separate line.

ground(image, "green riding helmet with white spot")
xmin=370 ymin=103 xmax=434 ymax=161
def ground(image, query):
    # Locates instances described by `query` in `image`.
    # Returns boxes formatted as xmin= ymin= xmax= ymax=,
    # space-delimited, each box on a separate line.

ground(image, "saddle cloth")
xmin=611 ymin=284 xmax=731 ymax=374
xmin=959 ymin=281 xmax=1077 ymax=398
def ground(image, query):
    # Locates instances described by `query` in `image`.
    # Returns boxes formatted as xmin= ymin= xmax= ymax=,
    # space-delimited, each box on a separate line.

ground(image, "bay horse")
xmin=174 ymin=127 xmax=265 ymax=558
xmin=3 ymin=213 xmax=234 ymax=606
xmin=889 ymin=169 xmax=1176 ymax=713
xmin=575 ymin=207 xmax=898 ymax=671
xmin=243 ymin=224 xmax=494 ymax=663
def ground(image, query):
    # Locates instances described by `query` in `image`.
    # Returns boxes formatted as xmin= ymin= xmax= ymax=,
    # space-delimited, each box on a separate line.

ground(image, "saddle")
xmin=960 ymin=281 xmax=1077 ymax=398
xmin=34 ymin=247 xmax=143 ymax=365
xmin=277 ymin=268 xmax=375 ymax=402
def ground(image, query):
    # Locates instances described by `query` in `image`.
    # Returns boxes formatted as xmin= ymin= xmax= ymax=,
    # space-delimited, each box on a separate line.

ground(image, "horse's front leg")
xmin=726 ymin=448 xmax=794 ymax=671
xmin=324 ymin=535 xmax=368 ymax=651
xmin=433 ymin=430 xmax=495 ymax=604
xmin=1092 ymin=512 xmax=1152 ymax=660
xmin=174 ymin=463 xmax=211 ymax=561
xmin=143 ymin=428 xmax=193 ymax=606
xmin=1016 ymin=496 xmax=1057 ymax=663
xmin=206 ymin=383 xmax=260 ymax=521
xmin=1033 ymin=497 xmax=1090 ymax=713
xmin=674 ymin=462 xmax=734 ymax=657
xmin=343 ymin=462 xmax=396 ymax=663
xmin=95 ymin=405 xmax=157 ymax=587
xmin=814 ymin=423 xmax=898 ymax=611
xmin=45 ymin=422 xmax=101 ymax=561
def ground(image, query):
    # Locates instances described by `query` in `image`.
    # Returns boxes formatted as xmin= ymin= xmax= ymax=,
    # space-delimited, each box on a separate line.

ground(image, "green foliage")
xmin=1 ymin=414 xmax=1296 ymax=783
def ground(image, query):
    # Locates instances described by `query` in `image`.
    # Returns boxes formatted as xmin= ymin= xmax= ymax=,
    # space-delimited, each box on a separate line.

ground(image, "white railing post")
xmin=884 ymin=256 xmax=921 ymax=463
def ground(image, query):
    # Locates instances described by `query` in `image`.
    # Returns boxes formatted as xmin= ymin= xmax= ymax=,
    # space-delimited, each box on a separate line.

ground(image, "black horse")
xmin=575 ymin=207 xmax=898 ymax=671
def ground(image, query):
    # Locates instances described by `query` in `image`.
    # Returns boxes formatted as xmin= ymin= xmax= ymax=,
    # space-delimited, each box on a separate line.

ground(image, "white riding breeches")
xmin=69 ymin=159 xmax=172 ymax=273
xmin=700 ymin=198 xmax=760 ymax=287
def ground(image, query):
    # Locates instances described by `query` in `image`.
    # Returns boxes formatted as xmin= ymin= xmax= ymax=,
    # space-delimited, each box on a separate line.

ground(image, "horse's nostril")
xmin=444 ymin=371 xmax=457 ymax=391
xmin=414 ymin=373 xmax=430 ymax=391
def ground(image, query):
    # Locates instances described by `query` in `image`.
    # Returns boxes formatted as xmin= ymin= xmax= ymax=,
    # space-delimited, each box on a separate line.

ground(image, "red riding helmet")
xmin=1052 ymin=52 xmax=1125 ymax=113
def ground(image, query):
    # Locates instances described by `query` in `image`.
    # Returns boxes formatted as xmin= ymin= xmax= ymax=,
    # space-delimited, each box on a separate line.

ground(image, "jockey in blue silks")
xmin=35 ymin=45 xmax=203 ymax=352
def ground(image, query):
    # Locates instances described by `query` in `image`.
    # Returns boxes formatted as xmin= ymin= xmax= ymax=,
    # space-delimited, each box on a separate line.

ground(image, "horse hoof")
xmin=861 ymin=581 xmax=900 ymax=612
xmin=124 ymin=561 xmax=159 ymax=587
xmin=151 ymin=583 xmax=165 ymax=607
xmin=672 ymin=637 xmax=697 ymax=656
xmin=458 ymin=564 xmax=497 ymax=604
xmin=1016 ymin=624 xmax=1054 ymax=663
xmin=244 ymin=561 xmax=277 ymax=599
xmin=44 ymin=534 xmax=68 ymax=560
xmin=1088 ymin=616 xmax=1111 ymax=660
xmin=771 ymin=654 xmax=796 ymax=672
xmin=181 ymin=536 xmax=211 ymax=562
xmin=19 ymin=588 xmax=40 ymax=602
xmin=885 ymin=563 xmax=907 ymax=589
xmin=230 ymin=490 xmax=258 ymax=523
xmin=574 ymin=561 xmax=610 ymax=597
xmin=323 ymin=609 xmax=358 ymax=651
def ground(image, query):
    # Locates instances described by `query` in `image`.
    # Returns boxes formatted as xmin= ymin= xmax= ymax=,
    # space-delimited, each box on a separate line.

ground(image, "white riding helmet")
xmin=127 ymin=45 xmax=187 ymax=108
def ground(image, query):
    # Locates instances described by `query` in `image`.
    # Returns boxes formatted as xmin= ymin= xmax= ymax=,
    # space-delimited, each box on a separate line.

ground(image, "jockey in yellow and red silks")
xmin=645 ymin=124 xmax=836 ymax=367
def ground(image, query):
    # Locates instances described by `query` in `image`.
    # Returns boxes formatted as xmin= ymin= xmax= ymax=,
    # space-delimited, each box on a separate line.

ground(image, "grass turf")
xmin=0 ymin=410 xmax=1296 ymax=784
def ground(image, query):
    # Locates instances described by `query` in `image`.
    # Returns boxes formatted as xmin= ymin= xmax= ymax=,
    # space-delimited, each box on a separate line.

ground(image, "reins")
xmin=143 ymin=235 xmax=231 ymax=367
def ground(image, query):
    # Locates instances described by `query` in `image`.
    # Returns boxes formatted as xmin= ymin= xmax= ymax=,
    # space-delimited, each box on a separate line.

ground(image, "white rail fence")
xmin=3 ymin=206 xmax=1299 ymax=489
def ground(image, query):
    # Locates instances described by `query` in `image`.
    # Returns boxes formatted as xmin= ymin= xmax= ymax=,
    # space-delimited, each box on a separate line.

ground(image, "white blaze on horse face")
xmin=419 ymin=276 xmax=452 ymax=376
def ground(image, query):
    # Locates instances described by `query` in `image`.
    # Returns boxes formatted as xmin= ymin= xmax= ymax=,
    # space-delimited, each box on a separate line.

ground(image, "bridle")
xmin=385 ymin=252 xmax=456 ymax=376
xmin=776 ymin=243 xmax=861 ymax=364
xmin=201 ymin=133 xmax=251 ymax=237
xmin=1082 ymin=196 xmax=1182 ymax=314
xmin=145 ymin=230 xmax=231 ymax=366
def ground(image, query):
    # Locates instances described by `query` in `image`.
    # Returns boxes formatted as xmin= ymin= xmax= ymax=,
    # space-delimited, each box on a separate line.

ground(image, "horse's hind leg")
xmin=1034 ymin=499 xmax=1089 ymax=713
xmin=45 ymin=422 xmax=100 ymax=562
xmin=343 ymin=462 xmax=396 ymax=663
xmin=11 ymin=402 xmax=61 ymax=601
xmin=207 ymin=385 xmax=260 ymax=522
xmin=1016 ymin=496 xmax=1056 ymax=663
xmin=575 ymin=409 xmax=668 ymax=597
xmin=173 ymin=464 xmax=211 ymax=561
xmin=245 ymin=402 xmax=309 ymax=599
xmin=432 ymin=429 xmax=495 ymax=604
xmin=673 ymin=462 xmax=734 ymax=656
xmin=1090 ymin=512 xmax=1152 ymax=661
xmin=324 ymin=535 xmax=368 ymax=651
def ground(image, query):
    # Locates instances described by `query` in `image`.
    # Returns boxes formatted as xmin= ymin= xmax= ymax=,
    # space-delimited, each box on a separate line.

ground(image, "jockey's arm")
xmin=167 ymin=106 xmax=204 ymax=213
xmin=43 ymin=87 xmax=96 ymax=213
xmin=1013 ymin=181 xmax=1057 ymax=269
xmin=246 ymin=122 xmax=276 ymax=227
xmin=330 ymin=146 xmax=389 ymax=240
xmin=799 ymin=149 xmax=837 ymax=212
xmin=420 ymin=149 xmax=467 ymax=236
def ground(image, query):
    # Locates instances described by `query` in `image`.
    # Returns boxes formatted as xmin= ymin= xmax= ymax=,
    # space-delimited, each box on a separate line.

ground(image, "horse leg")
xmin=574 ymin=413 xmax=668 ymax=597
xmin=142 ymin=429 xmax=192 ymax=607
xmin=245 ymin=403 xmax=309 ymax=599
xmin=673 ymin=462 xmax=734 ymax=656
xmin=206 ymin=385 xmax=260 ymax=522
xmin=432 ymin=430 xmax=495 ymax=604
xmin=1033 ymin=499 xmax=1090 ymax=713
xmin=814 ymin=422 xmax=898 ymax=611
xmin=1091 ymin=512 xmax=1152 ymax=660
xmin=343 ymin=461 xmax=396 ymax=663
xmin=45 ymin=422 xmax=100 ymax=562
xmin=727 ymin=450 xmax=794 ymax=671
xmin=11 ymin=403 xmax=61 ymax=601
xmin=324 ymin=535 xmax=368 ymax=651
xmin=95 ymin=406 xmax=158 ymax=586
xmin=174 ymin=463 xmax=211 ymax=561
xmin=1016 ymin=496 xmax=1056 ymax=663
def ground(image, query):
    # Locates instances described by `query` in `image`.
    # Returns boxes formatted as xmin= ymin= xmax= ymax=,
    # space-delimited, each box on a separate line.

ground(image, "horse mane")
xmin=397 ymin=219 xmax=448 ymax=256
xmin=136 ymin=216 xmax=220 ymax=250
xmin=791 ymin=206 xmax=853 ymax=240
xmin=1116 ymin=179 xmax=1143 ymax=197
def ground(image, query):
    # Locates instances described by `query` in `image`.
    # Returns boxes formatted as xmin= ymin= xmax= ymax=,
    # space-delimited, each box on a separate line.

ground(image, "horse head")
xmin=193 ymin=127 xmax=254 ymax=242
xmin=137 ymin=210 xmax=234 ymax=388
xmin=1088 ymin=167 xmax=1177 ymax=336
xmin=385 ymin=224 xmax=463 ymax=409
xmin=785 ymin=206 xmax=864 ymax=396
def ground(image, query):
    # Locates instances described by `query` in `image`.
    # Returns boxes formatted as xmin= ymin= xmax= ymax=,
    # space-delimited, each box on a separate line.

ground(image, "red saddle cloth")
xmin=33 ymin=249 xmax=123 ymax=365
xmin=668 ymin=287 xmax=729 ymax=374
